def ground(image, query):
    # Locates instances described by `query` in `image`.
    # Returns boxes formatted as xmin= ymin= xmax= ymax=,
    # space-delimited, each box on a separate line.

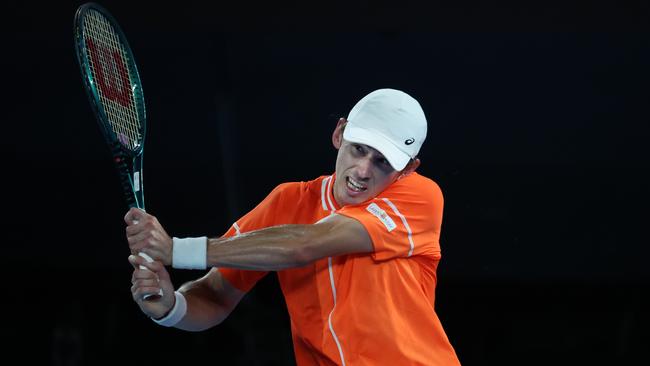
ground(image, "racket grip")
xmin=138 ymin=252 xmax=163 ymax=299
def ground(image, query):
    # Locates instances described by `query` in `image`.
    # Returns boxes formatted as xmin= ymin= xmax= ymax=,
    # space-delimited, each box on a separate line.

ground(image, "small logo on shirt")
xmin=405 ymin=138 xmax=415 ymax=145
xmin=366 ymin=203 xmax=397 ymax=232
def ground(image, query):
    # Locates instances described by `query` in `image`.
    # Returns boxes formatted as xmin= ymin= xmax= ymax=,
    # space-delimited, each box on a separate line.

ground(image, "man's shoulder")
xmin=388 ymin=172 xmax=443 ymax=198
xmin=367 ymin=172 xmax=444 ymax=213
xmin=262 ymin=176 xmax=330 ymax=220
xmin=272 ymin=175 xmax=331 ymax=199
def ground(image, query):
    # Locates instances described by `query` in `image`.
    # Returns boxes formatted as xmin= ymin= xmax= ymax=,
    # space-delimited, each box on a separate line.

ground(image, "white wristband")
xmin=152 ymin=291 xmax=187 ymax=327
xmin=172 ymin=236 xmax=208 ymax=269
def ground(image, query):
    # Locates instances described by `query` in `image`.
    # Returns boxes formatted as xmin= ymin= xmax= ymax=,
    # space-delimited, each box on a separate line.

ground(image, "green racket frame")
xmin=74 ymin=2 xmax=147 ymax=211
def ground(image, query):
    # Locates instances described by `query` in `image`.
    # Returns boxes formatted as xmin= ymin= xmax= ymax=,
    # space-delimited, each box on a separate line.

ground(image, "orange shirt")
xmin=220 ymin=173 xmax=460 ymax=366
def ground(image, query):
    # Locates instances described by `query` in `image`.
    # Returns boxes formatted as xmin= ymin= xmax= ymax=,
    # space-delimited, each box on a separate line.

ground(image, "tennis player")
xmin=126 ymin=88 xmax=461 ymax=365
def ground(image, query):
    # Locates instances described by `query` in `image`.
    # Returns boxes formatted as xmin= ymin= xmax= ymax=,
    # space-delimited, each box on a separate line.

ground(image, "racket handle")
xmin=138 ymin=252 xmax=163 ymax=300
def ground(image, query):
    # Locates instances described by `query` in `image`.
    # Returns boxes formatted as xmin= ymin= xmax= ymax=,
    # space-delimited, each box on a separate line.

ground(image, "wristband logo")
xmin=405 ymin=138 xmax=415 ymax=145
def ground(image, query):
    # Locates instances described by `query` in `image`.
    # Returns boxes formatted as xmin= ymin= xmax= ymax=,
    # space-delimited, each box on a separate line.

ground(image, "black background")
xmin=3 ymin=1 xmax=649 ymax=365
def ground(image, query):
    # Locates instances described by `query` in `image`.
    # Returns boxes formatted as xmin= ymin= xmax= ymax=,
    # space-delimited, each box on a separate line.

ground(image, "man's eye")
xmin=355 ymin=145 xmax=364 ymax=153
xmin=377 ymin=158 xmax=390 ymax=167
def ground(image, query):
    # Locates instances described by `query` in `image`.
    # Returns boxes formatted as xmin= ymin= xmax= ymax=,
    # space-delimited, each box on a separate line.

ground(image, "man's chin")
xmin=335 ymin=182 xmax=373 ymax=207
xmin=340 ymin=192 xmax=371 ymax=206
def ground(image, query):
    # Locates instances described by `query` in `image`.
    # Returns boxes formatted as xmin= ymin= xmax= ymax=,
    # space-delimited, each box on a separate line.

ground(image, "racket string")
xmin=83 ymin=10 xmax=142 ymax=151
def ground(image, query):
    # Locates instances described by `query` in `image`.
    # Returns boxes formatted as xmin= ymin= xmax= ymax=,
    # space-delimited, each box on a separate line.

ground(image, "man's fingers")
xmin=129 ymin=254 xmax=163 ymax=273
xmin=129 ymin=254 xmax=153 ymax=272
xmin=132 ymin=285 xmax=162 ymax=301
xmin=155 ymin=264 xmax=171 ymax=282
xmin=124 ymin=207 xmax=146 ymax=225
xmin=132 ymin=278 xmax=159 ymax=288
xmin=126 ymin=231 xmax=152 ymax=252
xmin=128 ymin=254 xmax=147 ymax=269
xmin=124 ymin=207 xmax=138 ymax=225
xmin=132 ymin=267 xmax=158 ymax=281
xmin=125 ymin=219 xmax=155 ymax=236
xmin=128 ymin=254 xmax=140 ymax=269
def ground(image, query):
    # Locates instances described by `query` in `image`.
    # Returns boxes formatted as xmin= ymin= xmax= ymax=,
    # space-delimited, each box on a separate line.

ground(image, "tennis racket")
xmin=74 ymin=2 xmax=161 ymax=299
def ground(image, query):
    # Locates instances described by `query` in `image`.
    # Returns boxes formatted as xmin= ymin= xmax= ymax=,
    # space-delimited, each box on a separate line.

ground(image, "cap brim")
xmin=343 ymin=125 xmax=411 ymax=171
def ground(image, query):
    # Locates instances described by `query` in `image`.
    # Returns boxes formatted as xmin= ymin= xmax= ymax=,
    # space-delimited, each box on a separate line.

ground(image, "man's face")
xmin=333 ymin=140 xmax=401 ymax=206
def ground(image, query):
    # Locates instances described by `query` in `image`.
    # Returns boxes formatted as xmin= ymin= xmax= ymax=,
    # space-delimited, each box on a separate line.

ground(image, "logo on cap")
xmin=405 ymin=138 xmax=415 ymax=145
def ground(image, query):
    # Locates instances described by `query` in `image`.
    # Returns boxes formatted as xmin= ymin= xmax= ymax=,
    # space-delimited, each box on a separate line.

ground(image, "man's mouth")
xmin=346 ymin=176 xmax=367 ymax=192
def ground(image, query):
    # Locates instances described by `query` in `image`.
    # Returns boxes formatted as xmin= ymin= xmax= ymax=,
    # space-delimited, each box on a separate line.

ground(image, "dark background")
xmin=2 ymin=0 xmax=649 ymax=365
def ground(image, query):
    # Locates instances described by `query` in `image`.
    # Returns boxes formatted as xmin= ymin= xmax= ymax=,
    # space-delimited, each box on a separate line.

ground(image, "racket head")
xmin=74 ymin=2 xmax=146 ymax=156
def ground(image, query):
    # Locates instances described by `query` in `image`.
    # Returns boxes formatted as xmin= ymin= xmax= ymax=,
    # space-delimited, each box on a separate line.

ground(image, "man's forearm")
xmin=204 ymin=215 xmax=373 ymax=271
xmin=206 ymin=224 xmax=316 ymax=271
xmin=173 ymin=277 xmax=236 ymax=331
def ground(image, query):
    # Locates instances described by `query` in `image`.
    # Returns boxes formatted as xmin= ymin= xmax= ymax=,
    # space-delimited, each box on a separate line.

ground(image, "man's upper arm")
xmin=306 ymin=213 xmax=374 ymax=260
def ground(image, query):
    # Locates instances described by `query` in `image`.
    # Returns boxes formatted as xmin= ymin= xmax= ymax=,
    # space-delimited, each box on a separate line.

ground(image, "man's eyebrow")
xmin=351 ymin=142 xmax=388 ymax=160
xmin=369 ymin=147 xmax=386 ymax=159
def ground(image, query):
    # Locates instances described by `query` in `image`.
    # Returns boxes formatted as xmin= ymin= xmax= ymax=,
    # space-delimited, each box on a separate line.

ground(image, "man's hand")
xmin=129 ymin=254 xmax=176 ymax=319
xmin=124 ymin=207 xmax=172 ymax=265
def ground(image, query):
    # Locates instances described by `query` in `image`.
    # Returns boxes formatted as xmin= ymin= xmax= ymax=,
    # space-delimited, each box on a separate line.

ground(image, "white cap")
xmin=343 ymin=88 xmax=427 ymax=171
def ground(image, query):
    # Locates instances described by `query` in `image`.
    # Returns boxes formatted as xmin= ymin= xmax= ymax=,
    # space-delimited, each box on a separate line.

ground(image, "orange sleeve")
xmin=217 ymin=184 xmax=290 ymax=292
xmin=337 ymin=175 xmax=444 ymax=262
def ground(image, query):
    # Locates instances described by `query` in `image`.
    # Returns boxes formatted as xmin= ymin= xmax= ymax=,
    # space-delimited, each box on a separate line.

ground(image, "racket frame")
xmin=74 ymin=2 xmax=147 ymax=211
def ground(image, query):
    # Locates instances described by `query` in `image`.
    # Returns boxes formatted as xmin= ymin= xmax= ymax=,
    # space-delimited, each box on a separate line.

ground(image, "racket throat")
xmin=110 ymin=142 xmax=144 ymax=210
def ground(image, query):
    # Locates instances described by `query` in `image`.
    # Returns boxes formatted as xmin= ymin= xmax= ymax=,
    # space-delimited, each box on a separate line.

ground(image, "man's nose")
xmin=356 ymin=157 xmax=372 ymax=180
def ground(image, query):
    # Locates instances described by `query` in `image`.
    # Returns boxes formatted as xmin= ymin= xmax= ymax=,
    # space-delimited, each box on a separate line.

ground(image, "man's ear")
xmin=332 ymin=118 xmax=347 ymax=149
xmin=398 ymin=158 xmax=420 ymax=179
